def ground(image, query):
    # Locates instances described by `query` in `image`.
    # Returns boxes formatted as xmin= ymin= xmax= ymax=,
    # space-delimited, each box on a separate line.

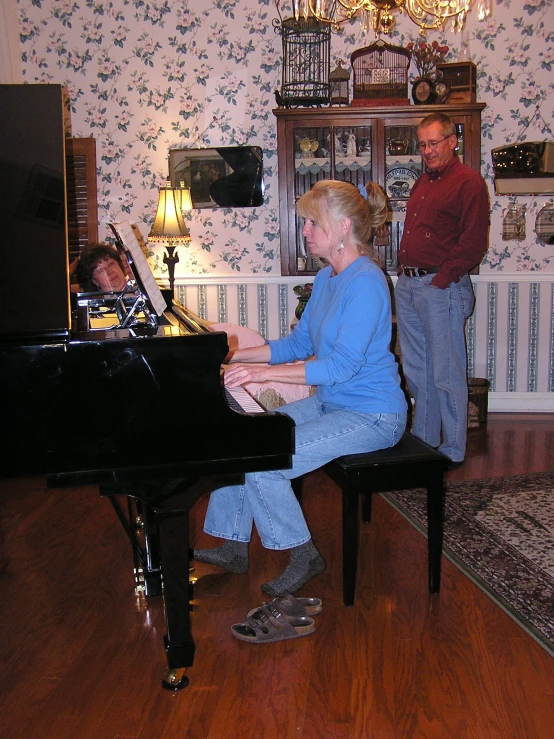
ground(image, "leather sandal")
xmin=231 ymin=601 xmax=315 ymax=643
xmin=246 ymin=591 xmax=322 ymax=621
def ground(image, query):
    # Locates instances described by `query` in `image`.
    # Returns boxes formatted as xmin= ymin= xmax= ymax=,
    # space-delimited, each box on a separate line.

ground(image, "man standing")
xmin=395 ymin=112 xmax=489 ymax=468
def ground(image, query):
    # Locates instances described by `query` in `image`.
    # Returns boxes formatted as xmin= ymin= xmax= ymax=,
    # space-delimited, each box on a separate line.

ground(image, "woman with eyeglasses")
xmin=396 ymin=112 xmax=490 ymax=470
xmin=75 ymin=243 xmax=131 ymax=293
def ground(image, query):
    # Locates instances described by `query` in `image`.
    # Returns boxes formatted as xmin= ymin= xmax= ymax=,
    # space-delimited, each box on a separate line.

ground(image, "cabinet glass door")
xmin=333 ymin=125 xmax=372 ymax=189
xmin=293 ymin=126 xmax=330 ymax=271
xmin=383 ymin=124 xmax=421 ymax=271
xmin=294 ymin=124 xmax=373 ymax=272
xmin=454 ymin=123 xmax=465 ymax=161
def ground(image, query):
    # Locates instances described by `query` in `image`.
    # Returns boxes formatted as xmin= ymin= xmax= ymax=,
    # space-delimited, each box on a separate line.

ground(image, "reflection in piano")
xmin=0 ymin=84 xmax=295 ymax=691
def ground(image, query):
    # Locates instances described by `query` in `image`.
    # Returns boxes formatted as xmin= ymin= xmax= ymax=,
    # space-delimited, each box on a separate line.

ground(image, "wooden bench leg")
xmin=342 ymin=482 xmax=359 ymax=606
xmin=426 ymin=473 xmax=445 ymax=594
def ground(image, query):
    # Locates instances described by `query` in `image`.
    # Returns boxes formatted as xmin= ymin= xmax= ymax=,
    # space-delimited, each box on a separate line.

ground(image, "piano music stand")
xmin=73 ymin=283 xmax=158 ymax=332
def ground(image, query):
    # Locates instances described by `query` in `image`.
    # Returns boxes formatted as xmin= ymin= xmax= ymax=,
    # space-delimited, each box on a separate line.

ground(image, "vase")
xmin=295 ymin=298 xmax=309 ymax=320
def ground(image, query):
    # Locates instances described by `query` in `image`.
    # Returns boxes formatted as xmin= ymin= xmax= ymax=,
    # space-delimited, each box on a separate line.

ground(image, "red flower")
xmin=408 ymin=40 xmax=449 ymax=79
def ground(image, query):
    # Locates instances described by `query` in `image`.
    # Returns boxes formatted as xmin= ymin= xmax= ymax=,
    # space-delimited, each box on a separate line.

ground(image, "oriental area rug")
xmin=384 ymin=472 xmax=554 ymax=657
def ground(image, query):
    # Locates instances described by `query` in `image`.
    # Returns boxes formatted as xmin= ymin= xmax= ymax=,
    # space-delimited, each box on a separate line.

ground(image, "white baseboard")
xmin=488 ymin=392 xmax=554 ymax=412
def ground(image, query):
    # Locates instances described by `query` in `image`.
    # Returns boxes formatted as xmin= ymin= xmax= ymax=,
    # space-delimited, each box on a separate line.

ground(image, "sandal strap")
xmin=246 ymin=592 xmax=323 ymax=621
xmin=246 ymin=604 xmax=298 ymax=641
xmin=275 ymin=592 xmax=308 ymax=617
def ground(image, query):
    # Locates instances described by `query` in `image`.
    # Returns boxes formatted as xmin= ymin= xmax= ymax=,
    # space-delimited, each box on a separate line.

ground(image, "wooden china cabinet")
xmin=274 ymin=102 xmax=486 ymax=276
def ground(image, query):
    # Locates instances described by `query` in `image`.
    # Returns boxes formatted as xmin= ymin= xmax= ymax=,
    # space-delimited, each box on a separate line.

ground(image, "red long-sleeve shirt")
xmin=398 ymin=157 xmax=490 ymax=290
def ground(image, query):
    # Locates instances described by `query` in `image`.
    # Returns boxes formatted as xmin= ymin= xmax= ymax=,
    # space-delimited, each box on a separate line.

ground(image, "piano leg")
xmin=158 ymin=508 xmax=194 ymax=691
xmin=102 ymin=474 xmax=245 ymax=691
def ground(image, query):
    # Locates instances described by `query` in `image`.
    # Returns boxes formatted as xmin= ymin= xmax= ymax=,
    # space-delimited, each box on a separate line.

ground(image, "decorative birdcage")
xmin=351 ymin=40 xmax=411 ymax=107
xmin=329 ymin=61 xmax=350 ymax=106
xmin=273 ymin=7 xmax=331 ymax=108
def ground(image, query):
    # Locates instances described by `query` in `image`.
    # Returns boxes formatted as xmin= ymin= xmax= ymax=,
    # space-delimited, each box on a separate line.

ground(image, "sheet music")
xmin=111 ymin=221 xmax=167 ymax=317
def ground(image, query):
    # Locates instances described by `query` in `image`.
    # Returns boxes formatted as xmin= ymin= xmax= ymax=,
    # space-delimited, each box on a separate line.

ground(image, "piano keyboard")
xmin=225 ymin=386 xmax=264 ymax=414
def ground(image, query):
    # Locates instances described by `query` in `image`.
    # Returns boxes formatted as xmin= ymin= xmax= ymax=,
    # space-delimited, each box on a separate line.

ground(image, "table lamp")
xmin=148 ymin=181 xmax=191 ymax=294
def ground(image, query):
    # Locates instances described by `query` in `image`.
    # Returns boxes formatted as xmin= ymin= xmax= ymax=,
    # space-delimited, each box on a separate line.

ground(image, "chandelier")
xmin=291 ymin=0 xmax=493 ymax=36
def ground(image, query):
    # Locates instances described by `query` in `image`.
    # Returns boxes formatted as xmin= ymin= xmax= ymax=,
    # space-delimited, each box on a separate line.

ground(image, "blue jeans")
xmin=394 ymin=273 xmax=475 ymax=462
xmin=203 ymin=395 xmax=406 ymax=550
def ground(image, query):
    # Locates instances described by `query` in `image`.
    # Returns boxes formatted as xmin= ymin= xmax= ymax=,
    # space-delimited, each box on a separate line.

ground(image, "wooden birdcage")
xmin=351 ymin=40 xmax=411 ymax=107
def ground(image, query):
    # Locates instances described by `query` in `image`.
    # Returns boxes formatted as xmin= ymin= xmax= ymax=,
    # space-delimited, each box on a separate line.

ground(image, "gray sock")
xmin=261 ymin=539 xmax=326 ymax=597
xmin=193 ymin=540 xmax=249 ymax=574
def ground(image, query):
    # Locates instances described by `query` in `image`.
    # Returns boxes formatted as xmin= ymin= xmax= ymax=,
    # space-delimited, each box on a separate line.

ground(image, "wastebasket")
xmin=468 ymin=377 xmax=490 ymax=425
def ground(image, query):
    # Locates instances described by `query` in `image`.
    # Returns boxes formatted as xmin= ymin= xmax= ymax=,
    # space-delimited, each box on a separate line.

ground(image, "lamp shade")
xmin=177 ymin=181 xmax=193 ymax=212
xmin=148 ymin=186 xmax=191 ymax=242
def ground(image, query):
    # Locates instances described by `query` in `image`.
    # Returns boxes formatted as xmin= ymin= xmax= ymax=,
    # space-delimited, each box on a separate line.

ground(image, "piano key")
xmin=225 ymin=385 xmax=264 ymax=414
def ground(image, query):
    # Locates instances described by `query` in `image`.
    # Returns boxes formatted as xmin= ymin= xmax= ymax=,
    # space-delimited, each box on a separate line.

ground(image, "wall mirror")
xmin=168 ymin=146 xmax=263 ymax=209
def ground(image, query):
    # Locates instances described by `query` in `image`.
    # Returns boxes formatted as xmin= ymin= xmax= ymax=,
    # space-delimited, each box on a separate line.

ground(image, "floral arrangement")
xmin=293 ymin=283 xmax=313 ymax=300
xmin=406 ymin=40 xmax=449 ymax=80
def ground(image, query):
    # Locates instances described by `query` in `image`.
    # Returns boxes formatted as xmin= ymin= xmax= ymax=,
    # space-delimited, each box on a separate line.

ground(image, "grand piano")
xmin=0 ymin=84 xmax=295 ymax=690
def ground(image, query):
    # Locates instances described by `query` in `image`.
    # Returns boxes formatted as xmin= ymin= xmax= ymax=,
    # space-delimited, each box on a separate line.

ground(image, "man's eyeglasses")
xmin=415 ymin=134 xmax=454 ymax=153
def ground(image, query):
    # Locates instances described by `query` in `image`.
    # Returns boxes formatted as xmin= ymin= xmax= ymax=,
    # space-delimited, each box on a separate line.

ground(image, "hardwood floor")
xmin=1 ymin=414 xmax=553 ymax=738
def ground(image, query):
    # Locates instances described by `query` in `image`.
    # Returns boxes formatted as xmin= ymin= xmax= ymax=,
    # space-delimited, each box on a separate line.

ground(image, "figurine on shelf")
xmin=335 ymin=133 xmax=345 ymax=157
xmin=346 ymin=130 xmax=357 ymax=157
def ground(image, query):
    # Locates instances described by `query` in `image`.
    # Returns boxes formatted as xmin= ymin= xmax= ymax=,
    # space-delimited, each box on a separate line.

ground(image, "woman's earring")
xmin=337 ymin=241 xmax=344 ymax=251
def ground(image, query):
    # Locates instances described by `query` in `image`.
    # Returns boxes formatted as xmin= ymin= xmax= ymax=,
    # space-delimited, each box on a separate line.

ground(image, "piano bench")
xmin=323 ymin=432 xmax=449 ymax=606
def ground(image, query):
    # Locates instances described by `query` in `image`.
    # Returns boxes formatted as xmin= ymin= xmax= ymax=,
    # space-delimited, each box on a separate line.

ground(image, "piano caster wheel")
xmin=162 ymin=667 xmax=189 ymax=691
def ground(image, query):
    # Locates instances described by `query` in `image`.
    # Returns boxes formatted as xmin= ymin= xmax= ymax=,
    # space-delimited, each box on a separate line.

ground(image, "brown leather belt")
xmin=400 ymin=266 xmax=440 ymax=277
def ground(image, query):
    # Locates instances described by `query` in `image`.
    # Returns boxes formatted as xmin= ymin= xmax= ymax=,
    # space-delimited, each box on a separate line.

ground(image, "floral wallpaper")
xmin=15 ymin=0 xmax=554 ymax=277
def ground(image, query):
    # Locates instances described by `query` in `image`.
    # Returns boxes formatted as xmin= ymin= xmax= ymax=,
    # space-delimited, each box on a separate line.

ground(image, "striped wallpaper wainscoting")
xmin=176 ymin=273 xmax=554 ymax=413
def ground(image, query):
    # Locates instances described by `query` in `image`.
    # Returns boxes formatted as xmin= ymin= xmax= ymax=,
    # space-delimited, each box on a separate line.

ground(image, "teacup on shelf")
xmin=388 ymin=139 xmax=410 ymax=156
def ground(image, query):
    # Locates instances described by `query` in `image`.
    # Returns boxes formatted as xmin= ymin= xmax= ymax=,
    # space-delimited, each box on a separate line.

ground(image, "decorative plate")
xmin=412 ymin=78 xmax=435 ymax=105
xmin=299 ymin=137 xmax=318 ymax=153
xmin=386 ymin=166 xmax=419 ymax=198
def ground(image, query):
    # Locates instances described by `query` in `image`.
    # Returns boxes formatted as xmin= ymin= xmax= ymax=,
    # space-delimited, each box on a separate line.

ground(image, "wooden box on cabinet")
xmin=274 ymin=103 xmax=485 ymax=276
xmin=436 ymin=62 xmax=477 ymax=104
